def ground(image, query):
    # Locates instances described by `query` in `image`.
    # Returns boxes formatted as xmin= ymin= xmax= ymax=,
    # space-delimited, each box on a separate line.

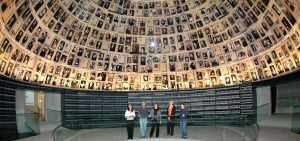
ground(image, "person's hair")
xmin=127 ymin=103 xmax=133 ymax=112
xmin=153 ymin=103 xmax=160 ymax=111
xmin=169 ymin=100 xmax=174 ymax=105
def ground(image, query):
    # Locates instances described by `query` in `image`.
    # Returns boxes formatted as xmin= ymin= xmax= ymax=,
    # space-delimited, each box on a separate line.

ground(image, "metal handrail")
xmin=52 ymin=125 xmax=63 ymax=141
xmin=254 ymin=122 xmax=260 ymax=141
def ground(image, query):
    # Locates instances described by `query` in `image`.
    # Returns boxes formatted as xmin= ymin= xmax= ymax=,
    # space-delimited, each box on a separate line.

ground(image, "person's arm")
xmin=167 ymin=106 xmax=170 ymax=117
xmin=167 ymin=106 xmax=170 ymax=120
xmin=187 ymin=109 xmax=189 ymax=117
xmin=149 ymin=109 xmax=153 ymax=118
xmin=132 ymin=110 xmax=136 ymax=117
xmin=125 ymin=110 xmax=129 ymax=118
xmin=173 ymin=106 xmax=176 ymax=116
xmin=137 ymin=108 xmax=140 ymax=117
xmin=159 ymin=111 xmax=162 ymax=124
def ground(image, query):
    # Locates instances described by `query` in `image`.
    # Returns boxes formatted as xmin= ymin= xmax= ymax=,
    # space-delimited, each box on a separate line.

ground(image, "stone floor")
xmin=257 ymin=114 xmax=300 ymax=141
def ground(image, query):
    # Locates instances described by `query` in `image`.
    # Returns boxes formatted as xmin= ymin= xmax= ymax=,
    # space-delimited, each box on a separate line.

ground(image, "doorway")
xmin=36 ymin=91 xmax=45 ymax=121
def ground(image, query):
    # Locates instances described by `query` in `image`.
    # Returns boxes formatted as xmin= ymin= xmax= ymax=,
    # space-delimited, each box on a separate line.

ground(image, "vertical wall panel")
xmin=0 ymin=86 xmax=18 ymax=141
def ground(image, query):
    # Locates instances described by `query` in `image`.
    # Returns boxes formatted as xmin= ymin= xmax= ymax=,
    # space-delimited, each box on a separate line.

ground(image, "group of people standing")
xmin=124 ymin=100 xmax=189 ymax=139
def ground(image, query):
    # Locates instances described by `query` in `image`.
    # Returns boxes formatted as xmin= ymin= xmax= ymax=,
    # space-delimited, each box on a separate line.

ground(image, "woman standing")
xmin=125 ymin=103 xmax=136 ymax=139
xmin=180 ymin=103 xmax=189 ymax=139
xmin=149 ymin=103 xmax=162 ymax=138
xmin=167 ymin=100 xmax=176 ymax=136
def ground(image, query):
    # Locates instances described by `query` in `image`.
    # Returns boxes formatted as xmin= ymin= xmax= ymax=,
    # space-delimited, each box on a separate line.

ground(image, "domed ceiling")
xmin=0 ymin=0 xmax=299 ymax=91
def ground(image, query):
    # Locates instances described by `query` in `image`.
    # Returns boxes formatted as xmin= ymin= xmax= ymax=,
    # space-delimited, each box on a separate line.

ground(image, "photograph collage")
xmin=0 ymin=0 xmax=299 ymax=91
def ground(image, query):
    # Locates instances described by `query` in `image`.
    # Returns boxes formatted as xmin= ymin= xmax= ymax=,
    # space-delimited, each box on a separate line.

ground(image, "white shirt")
xmin=125 ymin=110 xmax=136 ymax=120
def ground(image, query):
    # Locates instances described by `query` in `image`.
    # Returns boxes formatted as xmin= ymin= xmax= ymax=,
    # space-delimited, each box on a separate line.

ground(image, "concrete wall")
xmin=257 ymin=86 xmax=271 ymax=106
xmin=16 ymin=89 xmax=26 ymax=114
xmin=256 ymin=86 xmax=271 ymax=122
xmin=276 ymin=81 xmax=300 ymax=113
xmin=45 ymin=93 xmax=62 ymax=125
xmin=15 ymin=90 xmax=32 ymax=133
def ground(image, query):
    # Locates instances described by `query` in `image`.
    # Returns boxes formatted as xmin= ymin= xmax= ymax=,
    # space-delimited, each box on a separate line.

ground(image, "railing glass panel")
xmin=53 ymin=119 xmax=259 ymax=141
xmin=16 ymin=112 xmax=40 ymax=139
xmin=291 ymin=104 xmax=300 ymax=134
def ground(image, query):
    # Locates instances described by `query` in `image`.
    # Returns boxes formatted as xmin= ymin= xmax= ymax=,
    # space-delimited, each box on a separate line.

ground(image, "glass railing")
xmin=53 ymin=119 xmax=259 ymax=141
xmin=257 ymin=103 xmax=271 ymax=122
xmin=46 ymin=109 xmax=62 ymax=125
xmin=52 ymin=125 xmax=76 ymax=141
xmin=16 ymin=112 xmax=40 ymax=139
xmin=291 ymin=104 xmax=300 ymax=134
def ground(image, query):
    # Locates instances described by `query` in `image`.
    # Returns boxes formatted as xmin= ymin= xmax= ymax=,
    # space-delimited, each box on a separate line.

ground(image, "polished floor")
xmin=257 ymin=114 xmax=300 ymax=141
xmin=16 ymin=122 xmax=58 ymax=141
xmin=15 ymin=114 xmax=300 ymax=141
xmin=68 ymin=126 xmax=248 ymax=141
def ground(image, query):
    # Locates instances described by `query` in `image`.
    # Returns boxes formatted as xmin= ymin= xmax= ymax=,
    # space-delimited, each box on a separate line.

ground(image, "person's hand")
xmin=168 ymin=117 xmax=170 ymax=120
xmin=182 ymin=114 xmax=185 ymax=117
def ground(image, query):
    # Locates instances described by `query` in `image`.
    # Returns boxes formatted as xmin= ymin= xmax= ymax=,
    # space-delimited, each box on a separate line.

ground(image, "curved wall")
xmin=0 ymin=0 xmax=299 ymax=91
xmin=0 ymin=69 xmax=298 ymax=137
xmin=62 ymin=84 xmax=255 ymax=130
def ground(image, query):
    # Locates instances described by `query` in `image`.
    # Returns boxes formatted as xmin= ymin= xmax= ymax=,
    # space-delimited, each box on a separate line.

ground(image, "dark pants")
xmin=126 ymin=120 xmax=134 ymax=139
xmin=167 ymin=120 xmax=174 ymax=136
xmin=150 ymin=120 xmax=160 ymax=138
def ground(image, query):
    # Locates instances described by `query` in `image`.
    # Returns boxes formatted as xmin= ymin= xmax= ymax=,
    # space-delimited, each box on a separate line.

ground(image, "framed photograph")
xmin=153 ymin=63 xmax=160 ymax=71
xmin=0 ymin=60 xmax=7 ymax=72
xmin=261 ymin=36 xmax=273 ymax=49
xmin=23 ymin=70 xmax=32 ymax=81
xmin=176 ymin=63 xmax=183 ymax=71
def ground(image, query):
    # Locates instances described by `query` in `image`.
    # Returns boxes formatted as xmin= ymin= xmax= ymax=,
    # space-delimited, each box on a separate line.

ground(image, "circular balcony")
xmin=53 ymin=120 xmax=259 ymax=141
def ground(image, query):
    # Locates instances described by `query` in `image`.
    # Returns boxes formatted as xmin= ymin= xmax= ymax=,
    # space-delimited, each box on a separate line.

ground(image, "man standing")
xmin=138 ymin=101 xmax=148 ymax=138
xmin=167 ymin=100 xmax=176 ymax=136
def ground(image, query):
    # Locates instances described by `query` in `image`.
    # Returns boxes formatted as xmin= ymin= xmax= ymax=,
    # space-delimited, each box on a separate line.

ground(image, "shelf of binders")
xmin=63 ymin=84 xmax=255 ymax=129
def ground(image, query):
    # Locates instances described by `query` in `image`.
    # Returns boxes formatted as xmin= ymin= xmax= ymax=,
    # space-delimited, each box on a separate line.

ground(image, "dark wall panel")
xmin=62 ymin=84 xmax=256 ymax=130
xmin=63 ymin=91 xmax=128 ymax=129
xmin=0 ymin=86 xmax=17 ymax=141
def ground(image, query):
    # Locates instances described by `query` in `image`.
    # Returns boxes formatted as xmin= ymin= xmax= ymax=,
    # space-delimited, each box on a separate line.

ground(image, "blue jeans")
xmin=180 ymin=118 xmax=187 ymax=138
xmin=139 ymin=118 xmax=148 ymax=137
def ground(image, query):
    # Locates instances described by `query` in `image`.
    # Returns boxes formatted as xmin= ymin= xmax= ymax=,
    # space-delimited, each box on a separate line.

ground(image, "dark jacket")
xmin=138 ymin=107 xmax=149 ymax=118
xmin=150 ymin=109 xmax=162 ymax=122
xmin=180 ymin=108 xmax=189 ymax=119
xmin=167 ymin=105 xmax=176 ymax=120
